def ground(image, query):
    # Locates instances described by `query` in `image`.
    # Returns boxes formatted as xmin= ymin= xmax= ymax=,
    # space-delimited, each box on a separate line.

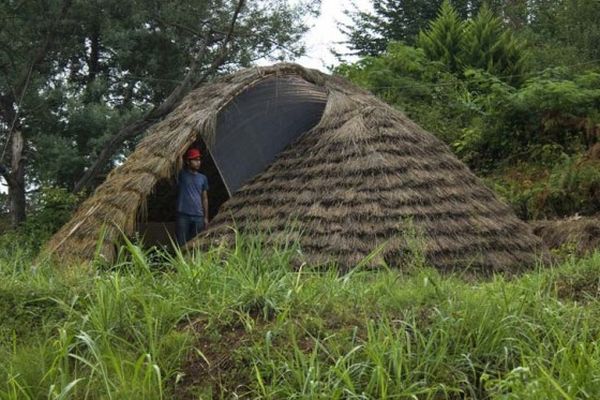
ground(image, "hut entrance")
xmin=134 ymin=73 xmax=328 ymax=247
xmin=136 ymin=140 xmax=229 ymax=247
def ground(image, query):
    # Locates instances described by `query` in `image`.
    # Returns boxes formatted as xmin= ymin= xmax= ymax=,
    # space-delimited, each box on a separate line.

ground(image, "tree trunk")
xmin=0 ymin=0 xmax=74 ymax=226
xmin=88 ymin=28 xmax=101 ymax=83
xmin=8 ymin=129 xmax=26 ymax=227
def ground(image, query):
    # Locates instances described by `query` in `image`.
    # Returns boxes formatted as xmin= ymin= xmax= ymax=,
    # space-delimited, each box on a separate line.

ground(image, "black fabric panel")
xmin=212 ymin=75 xmax=327 ymax=194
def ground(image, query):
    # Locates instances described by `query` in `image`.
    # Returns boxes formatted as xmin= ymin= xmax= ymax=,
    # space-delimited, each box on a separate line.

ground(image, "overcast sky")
xmin=293 ymin=0 xmax=372 ymax=72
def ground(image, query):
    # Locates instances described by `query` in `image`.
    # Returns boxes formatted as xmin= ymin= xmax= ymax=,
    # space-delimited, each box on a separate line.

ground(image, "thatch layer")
xmin=45 ymin=63 xmax=542 ymax=271
xmin=193 ymin=75 xmax=542 ymax=272
xmin=531 ymin=216 xmax=600 ymax=256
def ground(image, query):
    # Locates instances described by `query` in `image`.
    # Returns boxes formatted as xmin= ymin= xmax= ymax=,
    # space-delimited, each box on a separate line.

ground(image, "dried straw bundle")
xmin=531 ymin=216 xmax=600 ymax=256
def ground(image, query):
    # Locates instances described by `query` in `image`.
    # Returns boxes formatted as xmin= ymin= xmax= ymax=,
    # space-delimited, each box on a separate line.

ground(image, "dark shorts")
xmin=175 ymin=213 xmax=205 ymax=246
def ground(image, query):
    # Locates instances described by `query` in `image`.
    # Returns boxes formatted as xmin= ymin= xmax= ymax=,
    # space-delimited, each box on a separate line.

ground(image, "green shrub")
xmin=3 ymin=187 xmax=83 ymax=252
xmin=27 ymin=187 xmax=81 ymax=234
xmin=489 ymin=155 xmax=600 ymax=219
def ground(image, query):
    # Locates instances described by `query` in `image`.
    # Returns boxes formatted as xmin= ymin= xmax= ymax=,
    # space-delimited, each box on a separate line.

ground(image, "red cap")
xmin=185 ymin=148 xmax=201 ymax=160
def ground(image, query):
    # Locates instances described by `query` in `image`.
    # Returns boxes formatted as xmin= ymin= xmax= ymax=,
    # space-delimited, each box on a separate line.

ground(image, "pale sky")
xmin=293 ymin=0 xmax=372 ymax=72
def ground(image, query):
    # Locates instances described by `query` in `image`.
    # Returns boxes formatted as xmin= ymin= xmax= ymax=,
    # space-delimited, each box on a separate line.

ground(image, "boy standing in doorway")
xmin=176 ymin=148 xmax=209 ymax=246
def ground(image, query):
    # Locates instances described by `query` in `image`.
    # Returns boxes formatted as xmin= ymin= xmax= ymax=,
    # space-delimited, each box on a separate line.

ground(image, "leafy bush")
xmin=339 ymin=0 xmax=600 ymax=180
xmin=0 ymin=187 xmax=84 ymax=252
xmin=335 ymin=42 xmax=471 ymax=144
xmin=451 ymin=68 xmax=600 ymax=169
xmin=489 ymin=155 xmax=600 ymax=219
xmin=28 ymin=187 xmax=80 ymax=233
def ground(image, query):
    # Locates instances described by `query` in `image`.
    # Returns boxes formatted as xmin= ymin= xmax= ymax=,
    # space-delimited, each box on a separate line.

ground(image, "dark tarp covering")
xmin=211 ymin=75 xmax=327 ymax=194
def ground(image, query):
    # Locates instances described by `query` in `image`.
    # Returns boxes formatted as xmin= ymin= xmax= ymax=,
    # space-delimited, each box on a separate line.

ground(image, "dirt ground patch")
xmin=175 ymin=319 xmax=257 ymax=399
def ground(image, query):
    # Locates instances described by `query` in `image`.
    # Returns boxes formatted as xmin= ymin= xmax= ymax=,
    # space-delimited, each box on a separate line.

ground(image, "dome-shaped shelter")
xmin=46 ymin=63 xmax=542 ymax=272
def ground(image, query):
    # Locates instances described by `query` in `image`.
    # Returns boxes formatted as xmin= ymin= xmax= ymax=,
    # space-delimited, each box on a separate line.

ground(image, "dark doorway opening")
xmin=135 ymin=139 xmax=229 ymax=247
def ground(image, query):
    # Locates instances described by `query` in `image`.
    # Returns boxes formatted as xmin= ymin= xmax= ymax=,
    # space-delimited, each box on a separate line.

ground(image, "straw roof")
xmin=45 ymin=63 xmax=542 ymax=271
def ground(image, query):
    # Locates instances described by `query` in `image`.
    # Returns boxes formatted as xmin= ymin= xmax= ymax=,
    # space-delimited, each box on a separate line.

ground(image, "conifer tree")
xmin=415 ymin=2 xmax=529 ymax=83
xmin=417 ymin=0 xmax=465 ymax=73
xmin=461 ymin=4 xmax=529 ymax=82
xmin=341 ymin=0 xmax=502 ymax=57
xmin=341 ymin=0 xmax=444 ymax=56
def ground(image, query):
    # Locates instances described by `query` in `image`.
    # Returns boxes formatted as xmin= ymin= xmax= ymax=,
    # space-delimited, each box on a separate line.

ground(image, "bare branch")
xmin=192 ymin=0 xmax=246 ymax=89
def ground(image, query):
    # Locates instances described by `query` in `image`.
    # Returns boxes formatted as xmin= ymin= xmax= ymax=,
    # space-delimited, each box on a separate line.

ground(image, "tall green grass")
xmin=0 ymin=231 xmax=598 ymax=399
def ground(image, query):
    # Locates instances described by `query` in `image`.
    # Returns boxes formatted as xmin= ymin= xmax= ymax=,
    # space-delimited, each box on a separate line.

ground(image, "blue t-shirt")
xmin=176 ymin=169 xmax=209 ymax=216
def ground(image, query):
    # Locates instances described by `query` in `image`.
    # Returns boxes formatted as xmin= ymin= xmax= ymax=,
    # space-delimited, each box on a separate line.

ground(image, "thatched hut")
xmin=45 ymin=63 xmax=542 ymax=271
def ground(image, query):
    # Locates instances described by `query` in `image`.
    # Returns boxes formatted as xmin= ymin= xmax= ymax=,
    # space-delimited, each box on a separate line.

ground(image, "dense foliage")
xmin=343 ymin=0 xmax=600 ymax=64
xmin=0 ymin=0 xmax=318 ymax=225
xmin=341 ymin=0 xmax=505 ymax=56
xmin=2 ymin=0 xmax=598 ymax=227
xmin=339 ymin=0 xmax=600 ymax=219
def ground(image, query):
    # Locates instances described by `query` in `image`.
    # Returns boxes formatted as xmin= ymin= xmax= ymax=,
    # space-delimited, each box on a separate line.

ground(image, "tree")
xmin=0 ymin=0 xmax=75 ymax=227
xmin=417 ymin=0 xmax=465 ymax=73
xmin=341 ymin=0 xmax=504 ymax=57
xmin=414 ymin=2 xmax=529 ymax=83
xmin=461 ymin=4 xmax=529 ymax=82
xmin=342 ymin=0 xmax=444 ymax=56
xmin=525 ymin=0 xmax=600 ymax=69
xmin=0 ymin=0 xmax=319 ymax=226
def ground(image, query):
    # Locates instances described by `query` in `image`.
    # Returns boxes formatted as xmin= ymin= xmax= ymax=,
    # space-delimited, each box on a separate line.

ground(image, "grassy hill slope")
xmin=0 ymin=235 xmax=599 ymax=399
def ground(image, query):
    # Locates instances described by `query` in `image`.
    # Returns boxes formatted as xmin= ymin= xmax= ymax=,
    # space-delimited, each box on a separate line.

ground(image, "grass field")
xmin=0 ymin=233 xmax=599 ymax=399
